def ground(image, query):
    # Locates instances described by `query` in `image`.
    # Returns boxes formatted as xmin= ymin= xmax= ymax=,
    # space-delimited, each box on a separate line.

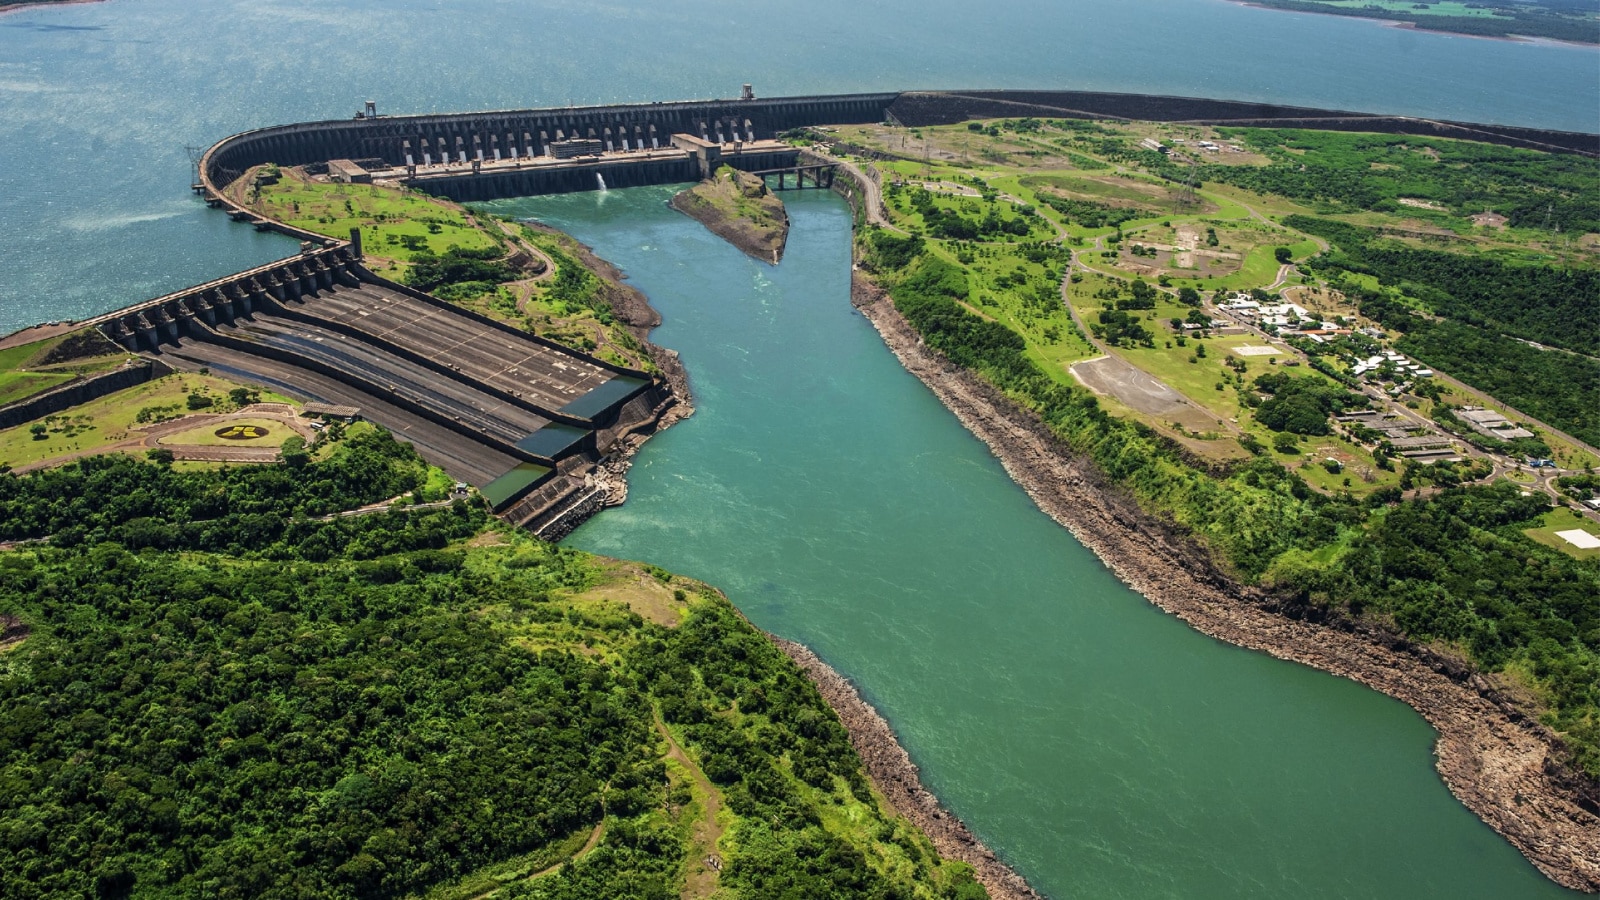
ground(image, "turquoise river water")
xmin=2 ymin=0 xmax=1595 ymax=895
xmin=487 ymin=187 xmax=1575 ymax=898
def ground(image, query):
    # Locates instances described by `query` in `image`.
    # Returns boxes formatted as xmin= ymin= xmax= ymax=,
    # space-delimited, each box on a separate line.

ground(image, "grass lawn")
xmin=158 ymin=417 xmax=297 ymax=448
xmin=0 ymin=371 xmax=74 ymax=407
xmin=1523 ymin=506 xmax=1600 ymax=560
xmin=247 ymin=171 xmax=500 ymax=275
xmin=0 ymin=332 xmax=135 ymax=407
xmin=0 ymin=373 xmax=295 ymax=470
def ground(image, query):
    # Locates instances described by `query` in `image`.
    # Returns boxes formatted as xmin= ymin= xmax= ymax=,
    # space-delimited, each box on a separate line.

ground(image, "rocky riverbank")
xmin=669 ymin=167 xmax=789 ymax=264
xmin=771 ymin=636 xmax=1045 ymax=900
xmin=848 ymin=273 xmax=1600 ymax=893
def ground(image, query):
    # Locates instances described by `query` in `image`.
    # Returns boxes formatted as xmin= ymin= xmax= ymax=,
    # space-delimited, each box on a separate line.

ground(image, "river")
xmin=483 ymin=186 xmax=1574 ymax=898
xmin=2 ymin=0 xmax=1594 ymax=895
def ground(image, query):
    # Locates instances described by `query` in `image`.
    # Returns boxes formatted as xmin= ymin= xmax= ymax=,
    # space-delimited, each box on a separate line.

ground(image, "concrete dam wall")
xmin=202 ymin=93 xmax=898 ymax=187
xmin=199 ymin=90 xmax=1596 ymax=198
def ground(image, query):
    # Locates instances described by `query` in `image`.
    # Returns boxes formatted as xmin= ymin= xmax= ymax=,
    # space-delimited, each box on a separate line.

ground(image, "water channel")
xmin=484 ymin=187 xmax=1576 ymax=898
xmin=2 ymin=0 xmax=1595 ymax=895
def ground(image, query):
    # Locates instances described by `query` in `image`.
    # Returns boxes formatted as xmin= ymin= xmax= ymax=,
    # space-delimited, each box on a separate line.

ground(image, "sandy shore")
xmin=846 ymin=273 xmax=1600 ymax=893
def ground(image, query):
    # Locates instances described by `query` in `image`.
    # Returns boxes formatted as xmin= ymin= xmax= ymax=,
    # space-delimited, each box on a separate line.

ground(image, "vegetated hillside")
xmin=0 ymin=437 xmax=987 ymax=900
xmin=1287 ymin=216 xmax=1600 ymax=447
xmin=1205 ymin=130 xmax=1600 ymax=236
xmin=860 ymin=228 xmax=1600 ymax=778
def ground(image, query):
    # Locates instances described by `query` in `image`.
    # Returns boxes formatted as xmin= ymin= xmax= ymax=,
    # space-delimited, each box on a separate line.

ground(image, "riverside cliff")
xmin=670 ymin=166 xmax=790 ymax=264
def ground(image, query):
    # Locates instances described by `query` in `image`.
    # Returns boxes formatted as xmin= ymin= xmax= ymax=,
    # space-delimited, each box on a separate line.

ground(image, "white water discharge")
xmin=596 ymin=173 xmax=608 ymax=192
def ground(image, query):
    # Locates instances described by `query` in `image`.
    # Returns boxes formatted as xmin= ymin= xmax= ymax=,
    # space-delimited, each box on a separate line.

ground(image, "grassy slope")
xmin=0 ymin=332 xmax=134 ymax=408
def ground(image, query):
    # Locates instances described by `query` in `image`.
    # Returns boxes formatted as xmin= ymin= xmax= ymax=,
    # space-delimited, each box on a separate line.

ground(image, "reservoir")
xmin=493 ymin=186 xmax=1575 ymax=897
xmin=2 ymin=0 xmax=1595 ymax=895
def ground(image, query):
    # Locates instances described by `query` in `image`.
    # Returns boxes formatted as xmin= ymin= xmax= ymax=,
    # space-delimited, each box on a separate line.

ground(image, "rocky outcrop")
xmin=848 ymin=273 xmax=1600 ymax=893
xmin=670 ymin=167 xmax=789 ymax=264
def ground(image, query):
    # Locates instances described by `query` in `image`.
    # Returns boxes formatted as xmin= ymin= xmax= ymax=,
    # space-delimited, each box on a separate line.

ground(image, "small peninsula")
xmin=671 ymin=166 xmax=790 ymax=263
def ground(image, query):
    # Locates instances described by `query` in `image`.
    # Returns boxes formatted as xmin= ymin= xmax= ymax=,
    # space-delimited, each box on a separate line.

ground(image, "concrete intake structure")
xmin=88 ymin=244 xmax=666 ymax=526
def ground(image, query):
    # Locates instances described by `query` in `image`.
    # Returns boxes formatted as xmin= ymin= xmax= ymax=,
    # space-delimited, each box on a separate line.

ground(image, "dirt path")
xmin=655 ymin=715 xmax=724 ymax=898
xmin=525 ymin=822 xmax=605 ymax=881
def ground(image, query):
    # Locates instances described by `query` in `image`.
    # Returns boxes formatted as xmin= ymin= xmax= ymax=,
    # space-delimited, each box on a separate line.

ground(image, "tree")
xmin=1273 ymin=431 xmax=1301 ymax=454
xmin=280 ymin=436 xmax=310 ymax=469
xmin=1274 ymin=246 xmax=1293 ymax=264
xmin=1178 ymin=287 xmax=1202 ymax=307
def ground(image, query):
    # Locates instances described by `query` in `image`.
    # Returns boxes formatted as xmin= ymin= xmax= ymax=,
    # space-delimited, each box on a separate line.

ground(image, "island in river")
xmin=670 ymin=165 xmax=790 ymax=264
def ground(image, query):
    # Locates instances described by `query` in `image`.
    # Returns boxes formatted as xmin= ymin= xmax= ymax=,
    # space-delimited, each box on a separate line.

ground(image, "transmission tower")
xmin=184 ymin=144 xmax=205 ymax=186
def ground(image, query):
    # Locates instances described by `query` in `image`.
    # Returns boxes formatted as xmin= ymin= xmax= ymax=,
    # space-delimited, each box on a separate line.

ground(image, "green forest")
xmin=0 ymin=435 xmax=983 ymax=899
xmin=1244 ymin=0 xmax=1600 ymax=45
xmin=861 ymin=226 xmax=1600 ymax=778
xmin=1207 ymin=130 xmax=1600 ymax=235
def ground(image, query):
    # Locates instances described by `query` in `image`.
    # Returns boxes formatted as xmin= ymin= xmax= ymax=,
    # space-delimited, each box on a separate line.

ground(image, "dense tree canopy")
xmin=0 ymin=445 xmax=985 ymax=898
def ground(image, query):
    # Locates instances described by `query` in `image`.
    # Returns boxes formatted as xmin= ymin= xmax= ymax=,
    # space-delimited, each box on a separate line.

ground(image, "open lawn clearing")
xmin=0 ymin=373 xmax=294 ymax=471
xmin=1281 ymin=433 xmax=1402 ymax=496
xmin=0 ymin=332 xmax=135 ymax=407
xmin=157 ymin=416 xmax=303 ymax=448
xmin=0 ymin=371 xmax=74 ymax=407
xmin=1525 ymin=507 xmax=1600 ymax=560
xmin=567 ymin=561 xmax=692 ymax=628
xmin=247 ymin=169 xmax=500 ymax=268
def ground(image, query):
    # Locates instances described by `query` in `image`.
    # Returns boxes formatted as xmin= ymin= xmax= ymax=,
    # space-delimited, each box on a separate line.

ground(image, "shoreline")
xmin=771 ymin=636 xmax=1045 ymax=900
xmin=846 ymin=272 xmax=1600 ymax=893
xmin=0 ymin=0 xmax=105 ymax=17
xmin=1225 ymin=0 xmax=1600 ymax=49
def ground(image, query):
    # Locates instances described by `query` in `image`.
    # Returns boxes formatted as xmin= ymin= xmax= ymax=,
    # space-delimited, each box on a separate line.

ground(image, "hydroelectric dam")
xmin=10 ymin=87 xmax=1592 ymax=536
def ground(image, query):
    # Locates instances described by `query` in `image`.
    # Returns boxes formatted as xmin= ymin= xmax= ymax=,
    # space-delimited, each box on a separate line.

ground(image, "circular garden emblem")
xmin=214 ymin=424 xmax=270 ymax=440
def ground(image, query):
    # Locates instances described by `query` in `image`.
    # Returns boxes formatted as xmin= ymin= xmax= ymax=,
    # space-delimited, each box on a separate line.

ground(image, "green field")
xmin=0 ymin=373 xmax=294 ymax=471
xmin=157 ymin=417 xmax=299 ymax=448
xmin=1523 ymin=506 xmax=1600 ymax=560
xmin=247 ymin=168 xmax=501 ymax=276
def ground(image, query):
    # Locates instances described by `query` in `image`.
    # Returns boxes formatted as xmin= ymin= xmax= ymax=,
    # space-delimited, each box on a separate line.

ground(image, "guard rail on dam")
xmin=88 ymin=245 xmax=665 ymax=520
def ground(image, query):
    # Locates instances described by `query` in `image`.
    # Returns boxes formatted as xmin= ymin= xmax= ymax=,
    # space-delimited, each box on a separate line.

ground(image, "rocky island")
xmin=670 ymin=165 xmax=790 ymax=263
